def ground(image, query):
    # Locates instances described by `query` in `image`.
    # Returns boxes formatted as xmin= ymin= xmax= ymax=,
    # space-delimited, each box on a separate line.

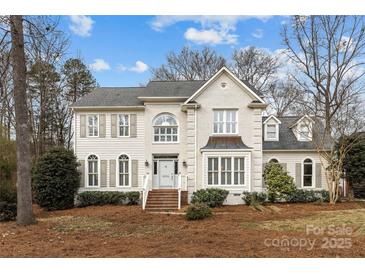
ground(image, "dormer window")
xmin=263 ymin=115 xmax=281 ymax=141
xmin=299 ymin=124 xmax=311 ymax=141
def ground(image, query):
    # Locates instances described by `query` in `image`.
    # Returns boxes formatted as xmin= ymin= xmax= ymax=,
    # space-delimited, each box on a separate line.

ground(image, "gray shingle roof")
xmin=71 ymin=79 xmax=262 ymax=107
xmin=201 ymin=136 xmax=252 ymax=150
xmin=262 ymin=116 xmax=331 ymax=150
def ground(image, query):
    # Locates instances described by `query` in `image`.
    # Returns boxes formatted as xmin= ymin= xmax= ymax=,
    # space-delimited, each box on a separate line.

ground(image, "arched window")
xmin=269 ymin=158 xmax=279 ymax=164
xmin=303 ymin=158 xmax=313 ymax=187
xmin=87 ymin=155 xmax=98 ymax=186
xmin=118 ymin=154 xmax=129 ymax=186
xmin=153 ymin=114 xmax=178 ymax=143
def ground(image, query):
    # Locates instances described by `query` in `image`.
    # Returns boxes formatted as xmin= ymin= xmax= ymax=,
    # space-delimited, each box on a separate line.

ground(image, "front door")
xmin=159 ymin=160 xmax=175 ymax=188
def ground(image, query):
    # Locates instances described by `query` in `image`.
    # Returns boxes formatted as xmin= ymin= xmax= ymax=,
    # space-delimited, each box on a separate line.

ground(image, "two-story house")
xmin=71 ymin=67 xmax=328 ymax=210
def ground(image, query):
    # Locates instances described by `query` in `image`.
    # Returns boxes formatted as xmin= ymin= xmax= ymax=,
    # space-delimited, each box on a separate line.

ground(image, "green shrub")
xmin=185 ymin=203 xmax=212 ymax=220
xmin=191 ymin=188 xmax=229 ymax=207
xmin=33 ymin=147 xmax=80 ymax=210
xmin=0 ymin=180 xmax=17 ymax=204
xmin=0 ymin=201 xmax=17 ymax=222
xmin=287 ymin=189 xmax=330 ymax=203
xmin=77 ymin=191 xmax=140 ymax=207
xmin=242 ymin=191 xmax=267 ymax=205
xmin=264 ymin=162 xmax=297 ymax=202
xmin=125 ymin=191 xmax=140 ymax=205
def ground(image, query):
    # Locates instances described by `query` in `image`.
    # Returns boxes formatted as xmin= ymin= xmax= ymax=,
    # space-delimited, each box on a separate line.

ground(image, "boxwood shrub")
xmin=0 ymin=201 xmax=16 ymax=222
xmin=191 ymin=188 xmax=229 ymax=207
xmin=32 ymin=147 xmax=80 ymax=210
xmin=185 ymin=202 xmax=212 ymax=221
xmin=287 ymin=189 xmax=330 ymax=203
xmin=242 ymin=191 xmax=267 ymax=205
xmin=77 ymin=191 xmax=140 ymax=207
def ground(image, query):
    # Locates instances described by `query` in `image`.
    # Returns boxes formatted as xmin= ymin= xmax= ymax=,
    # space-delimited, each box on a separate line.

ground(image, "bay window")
xmin=207 ymin=156 xmax=245 ymax=186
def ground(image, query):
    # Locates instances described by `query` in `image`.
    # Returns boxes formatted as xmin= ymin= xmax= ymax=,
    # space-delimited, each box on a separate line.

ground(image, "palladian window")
xmin=87 ymin=155 xmax=98 ymax=186
xmin=153 ymin=114 xmax=178 ymax=143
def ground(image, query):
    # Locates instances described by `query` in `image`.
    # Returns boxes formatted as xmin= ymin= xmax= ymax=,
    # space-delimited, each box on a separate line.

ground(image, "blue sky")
xmin=59 ymin=16 xmax=288 ymax=87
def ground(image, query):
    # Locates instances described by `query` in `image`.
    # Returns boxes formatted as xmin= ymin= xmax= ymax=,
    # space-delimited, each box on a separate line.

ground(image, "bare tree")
xmin=231 ymin=46 xmax=280 ymax=93
xmin=10 ymin=15 xmax=35 ymax=225
xmin=283 ymin=15 xmax=365 ymax=203
xmin=151 ymin=46 xmax=226 ymax=80
xmin=266 ymin=76 xmax=304 ymax=116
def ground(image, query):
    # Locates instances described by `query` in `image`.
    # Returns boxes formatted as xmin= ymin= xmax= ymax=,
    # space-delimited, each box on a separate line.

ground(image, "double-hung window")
xmin=118 ymin=154 xmax=129 ymax=186
xmin=213 ymin=110 xmax=237 ymax=134
xmin=266 ymin=124 xmax=277 ymax=140
xmin=303 ymin=158 xmax=314 ymax=187
xmin=207 ymin=156 xmax=245 ymax=186
xmin=119 ymin=114 xmax=130 ymax=137
xmin=88 ymin=115 xmax=98 ymax=137
xmin=87 ymin=155 xmax=98 ymax=186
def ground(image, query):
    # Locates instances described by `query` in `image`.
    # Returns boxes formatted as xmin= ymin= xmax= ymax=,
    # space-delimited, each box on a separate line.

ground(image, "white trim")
xmin=289 ymin=115 xmax=315 ymax=129
xmin=263 ymin=115 xmax=281 ymax=124
xmin=184 ymin=67 xmax=265 ymax=105
xmin=116 ymin=153 xmax=132 ymax=188
xmin=152 ymin=112 xmax=179 ymax=144
xmin=301 ymin=157 xmax=316 ymax=189
xmin=202 ymin=151 xmax=251 ymax=191
xmin=73 ymin=112 xmax=76 ymax=154
xmin=86 ymin=114 xmax=99 ymax=137
xmin=267 ymin=157 xmax=280 ymax=163
xmin=117 ymin=113 xmax=131 ymax=137
xmin=264 ymin=123 xmax=279 ymax=141
xmin=71 ymin=106 xmax=145 ymax=110
xmin=212 ymin=109 xmax=238 ymax=135
xmin=85 ymin=153 xmax=100 ymax=188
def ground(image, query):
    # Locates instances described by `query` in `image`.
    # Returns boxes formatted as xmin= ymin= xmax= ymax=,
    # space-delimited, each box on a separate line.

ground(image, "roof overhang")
xmin=247 ymin=102 xmax=268 ymax=109
xmin=70 ymin=106 xmax=145 ymax=111
xmin=289 ymin=115 xmax=315 ymax=128
xmin=184 ymin=66 xmax=266 ymax=105
xmin=137 ymin=96 xmax=189 ymax=102
xmin=263 ymin=115 xmax=282 ymax=124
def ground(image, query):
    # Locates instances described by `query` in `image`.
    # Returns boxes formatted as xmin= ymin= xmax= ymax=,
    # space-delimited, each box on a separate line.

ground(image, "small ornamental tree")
xmin=264 ymin=162 xmax=297 ymax=202
xmin=33 ymin=147 xmax=80 ymax=210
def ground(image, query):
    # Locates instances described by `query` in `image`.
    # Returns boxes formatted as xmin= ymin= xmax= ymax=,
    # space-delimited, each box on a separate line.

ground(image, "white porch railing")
xmin=177 ymin=173 xmax=188 ymax=210
xmin=142 ymin=173 xmax=151 ymax=210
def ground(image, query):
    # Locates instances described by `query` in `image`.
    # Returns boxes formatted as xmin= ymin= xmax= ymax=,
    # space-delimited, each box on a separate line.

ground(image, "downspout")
xmin=194 ymin=105 xmax=198 ymax=192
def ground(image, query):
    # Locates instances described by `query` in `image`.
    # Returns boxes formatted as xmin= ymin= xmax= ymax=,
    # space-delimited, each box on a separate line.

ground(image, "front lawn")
xmin=1 ymin=202 xmax=365 ymax=257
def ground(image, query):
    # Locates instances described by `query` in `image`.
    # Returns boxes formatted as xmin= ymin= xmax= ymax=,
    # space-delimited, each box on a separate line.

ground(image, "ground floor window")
xmin=303 ymin=158 xmax=314 ymax=187
xmin=87 ymin=155 xmax=98 ymax=186
xmin=119 ymin=154 xmax=129 ymax=186
xmin=207 ymin=156 xmax=245 ymax=186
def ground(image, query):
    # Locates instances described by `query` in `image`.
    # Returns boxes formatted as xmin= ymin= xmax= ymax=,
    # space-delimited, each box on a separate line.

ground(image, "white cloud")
xmin=150 ymin=15 xmax=272 ymax=45
xmin=69 ymin=15 xmax=94 ymax=37
xmin=118 ymin=61 xmax=149 ymax=73
xmin=251 ymin=29 xmax=264 ymax=39
xmin=89 ymin=59 xmax=111 ymax=71
xmin=184 ymin=27 xmax=237 ymax=45
xmin=150 ymin=16 xmax=271 ymax=31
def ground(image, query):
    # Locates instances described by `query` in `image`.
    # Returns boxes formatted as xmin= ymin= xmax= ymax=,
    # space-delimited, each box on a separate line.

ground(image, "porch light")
xmin=183 ymin=160 xmax=187 ymax=167
xmin=145 ymin=160 xmax=149 ymax=167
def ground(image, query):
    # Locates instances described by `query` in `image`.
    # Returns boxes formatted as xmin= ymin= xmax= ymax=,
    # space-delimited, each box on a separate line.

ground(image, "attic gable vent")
xmin=220 ymin=82 xmax=228 ymax=89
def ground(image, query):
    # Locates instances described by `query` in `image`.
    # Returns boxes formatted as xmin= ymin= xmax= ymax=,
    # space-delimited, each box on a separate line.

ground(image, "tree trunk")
xmin=10 ymin=15 xmax=36 ymax=225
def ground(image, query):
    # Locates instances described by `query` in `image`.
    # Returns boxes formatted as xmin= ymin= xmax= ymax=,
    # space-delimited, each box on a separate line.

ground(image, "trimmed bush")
xmin=0 ymin=180 xmax=17 ymax=204
xmin=33 ymin=147 xmax=80 ymax=210
xmin=264 ymin=162 xmax=297 ymax=202
xmin=191 ymin=188 xmax=229 ymax=207
xmin=242 ymin=191 xmax=267 ymax=205
xmin=287 ymin=189 xmax=330 ymax=203
xmin=185 ymin=202 xmax=212 ymax=220
xmin=125 ymin=191 xmax=140 ymax=205
xmin=0 ymin=201 xmax=16 ymax=222
xmin=77 ymin=191 xmax=140 ymax=207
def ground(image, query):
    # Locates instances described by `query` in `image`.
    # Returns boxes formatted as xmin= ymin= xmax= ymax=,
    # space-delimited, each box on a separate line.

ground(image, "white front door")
xmin=159 ymin=160 xmax=175 ymax=188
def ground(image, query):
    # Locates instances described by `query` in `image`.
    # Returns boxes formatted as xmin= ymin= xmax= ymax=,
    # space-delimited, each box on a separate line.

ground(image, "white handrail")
xmin=177 ymin=173 xmax=182 ymax=210
xmin=142 ymin=173 xmax=150 ymax=210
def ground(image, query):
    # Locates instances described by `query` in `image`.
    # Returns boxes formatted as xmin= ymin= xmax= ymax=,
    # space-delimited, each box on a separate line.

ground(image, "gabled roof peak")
xmin=263 ymin=115 xmax=282 ymax=124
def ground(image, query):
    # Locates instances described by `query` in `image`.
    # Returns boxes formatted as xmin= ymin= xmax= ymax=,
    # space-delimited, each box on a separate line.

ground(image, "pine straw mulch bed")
xmin=1 ymin=202 xmax=365 ymax=258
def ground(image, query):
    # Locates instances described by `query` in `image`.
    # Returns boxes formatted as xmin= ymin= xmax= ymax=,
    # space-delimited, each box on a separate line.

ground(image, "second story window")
xmin=299 ymin=124 xmax=311 ymax=141
xmin=213 ymin=110 xmax=237 ymax=134
xmin=88 ymin=115 xmax=98 ymax=137
xmin=119 ymin=114 xmax=130 ymax=136
xmin=266 ymin=124 xmax=278 ymax=140
xmin=153 ymin=114 xmax=178 ymax=143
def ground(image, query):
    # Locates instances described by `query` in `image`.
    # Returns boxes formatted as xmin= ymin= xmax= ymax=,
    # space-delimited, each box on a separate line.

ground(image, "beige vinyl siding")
xmin=263 ymin=151 xmax=328 ymax=190
xmin=75 ymin=110 xmax=145 ymax=191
